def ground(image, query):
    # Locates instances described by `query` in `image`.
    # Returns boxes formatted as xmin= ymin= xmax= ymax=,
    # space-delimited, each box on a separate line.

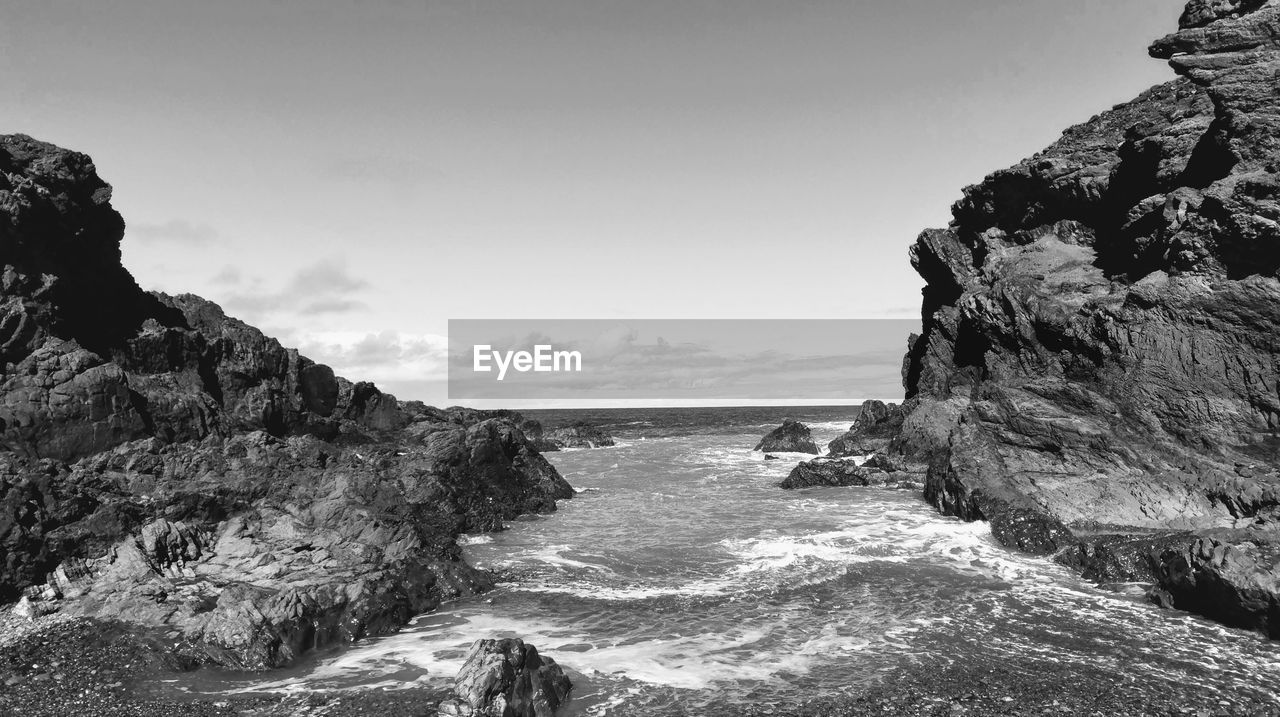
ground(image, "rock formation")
xmin=876 ymin=1 xmax=1280 ymax=636
xmin=437 ymin=638 xmax=572 ymax=717
xmin=780 ymin=454 xmax=924 ymax=490
xmin=0 ymin=134 xmax=574 ymax=668
xmin=754 ymin=418 xmax=819 ymax=454
xmin=525 ymin=420 xmax=615 ymax=450
xmin=827 ymin=400 xmax=905 ymax=457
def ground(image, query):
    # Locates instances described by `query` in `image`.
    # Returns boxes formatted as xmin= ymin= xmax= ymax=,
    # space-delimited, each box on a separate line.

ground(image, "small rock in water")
xmin=437 ymin=638 xmax=572 ymax=717
xmin=754 ymin=419 xmax=819 ymax=454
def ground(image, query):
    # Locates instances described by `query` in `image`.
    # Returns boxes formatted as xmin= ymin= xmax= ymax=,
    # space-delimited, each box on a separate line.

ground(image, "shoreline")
xmin=4 ymin=422 xmax=1277 ymax=717
xmin=4 ymin=608 xmax=1278 ymax=717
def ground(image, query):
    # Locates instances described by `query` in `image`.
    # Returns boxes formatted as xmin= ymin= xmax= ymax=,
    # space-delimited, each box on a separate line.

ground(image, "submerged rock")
xmin=867 ymin=0 xmax=1280 ymax=637
xmin=754 ymin=419 xmax=819 ymax=454
xmin=438 ymin=638 xmax=572 ymax=717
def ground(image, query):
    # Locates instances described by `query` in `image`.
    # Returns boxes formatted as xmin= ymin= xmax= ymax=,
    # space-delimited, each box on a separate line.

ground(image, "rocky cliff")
xmin=879 ymin=0 xmax=1280 ymax=636
xmin=0 ymin=134 xmax=574 ymax=668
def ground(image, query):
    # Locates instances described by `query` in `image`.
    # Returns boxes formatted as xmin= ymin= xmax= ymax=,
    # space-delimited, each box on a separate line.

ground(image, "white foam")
xmin=513 ymin=580 xmax=729 ymax=601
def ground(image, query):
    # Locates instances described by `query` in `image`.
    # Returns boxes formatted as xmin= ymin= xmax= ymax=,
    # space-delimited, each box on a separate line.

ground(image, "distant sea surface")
xmin=180 ymin=405 xmax=1280 ymax=714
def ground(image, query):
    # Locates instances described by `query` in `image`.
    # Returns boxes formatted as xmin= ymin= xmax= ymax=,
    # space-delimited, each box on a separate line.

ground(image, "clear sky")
xmin=3 ymin=1 xmax=1185 ymax=404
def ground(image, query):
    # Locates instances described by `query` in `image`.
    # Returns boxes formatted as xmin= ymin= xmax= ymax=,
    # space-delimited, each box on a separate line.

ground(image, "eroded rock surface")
xmin=0 ymin=134 xmax=574 ymax=667
xmin=438 ymin=638 xmax=572 ymax=717
xmin=874 ymin=1 xmax=1280 ymax=636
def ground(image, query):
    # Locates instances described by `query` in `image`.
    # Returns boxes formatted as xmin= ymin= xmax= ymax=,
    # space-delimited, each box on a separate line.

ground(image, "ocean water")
xmin=176 ymin=406 xmax=1280 ymax=714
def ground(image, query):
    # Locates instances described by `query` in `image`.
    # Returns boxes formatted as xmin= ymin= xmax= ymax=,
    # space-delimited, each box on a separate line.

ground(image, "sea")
xmin=176 ymin=405 xmax=1280 ymax=714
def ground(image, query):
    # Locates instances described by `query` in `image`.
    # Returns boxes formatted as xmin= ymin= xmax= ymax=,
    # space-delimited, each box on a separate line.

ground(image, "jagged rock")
xmin=782 ymin=458 xmax=870 ymax=488
xmin=754 ymin=419 xmax=818 ymax=454
xmin=513 ymin=419 xmax=613 ymax=451
xmin=541 ymin=421 xmax=614 ymax=450
xmin=1151 ymin=536 xmax=1280 ymax=636
xmin=0 ymin=143 xmax=422 ymax=459
xmin=781 ymin=457 xmax=923 ymax=490
xmin=828 ymin=401 xmax=906 ymax=457
xmin=437 ymin=638 xmax=572 ymax=717
xmin=875 ymin=1 xmax=1280 ymax=637
xmin=0 ymin=134 xmax=576 ymax=668
xmin=1056 ymin=532 xmax=1197 ymax=584
xmin=517 ymin=418 xmax=559 ymax=452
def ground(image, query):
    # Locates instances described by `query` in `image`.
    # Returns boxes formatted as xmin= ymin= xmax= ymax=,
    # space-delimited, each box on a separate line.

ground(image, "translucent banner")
xmin=448 ymin=319 xmax=917 ymax=401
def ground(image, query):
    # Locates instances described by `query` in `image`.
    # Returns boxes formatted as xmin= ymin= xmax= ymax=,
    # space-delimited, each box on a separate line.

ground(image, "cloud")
xmin=221 ymin=258 xmax=370 ymax=320
xmin=210 ymin=266 xmax=242 ymax=285
xmin=294 ymin=330 xmax=450 ymax=386
xmin=288 ymin=260 xmax=369 ymax=296
xmin=299 ymin=299 xmax=369 ymax=315
xmin=129 ymin=219 xmax=218 ymax=245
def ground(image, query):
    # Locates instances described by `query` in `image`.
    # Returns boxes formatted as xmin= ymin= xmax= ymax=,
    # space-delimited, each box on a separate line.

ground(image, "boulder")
xmin=438 ymin=638 xmax=572 ymax=717
xmin=754 ymin=419 xmax=818 ymax=454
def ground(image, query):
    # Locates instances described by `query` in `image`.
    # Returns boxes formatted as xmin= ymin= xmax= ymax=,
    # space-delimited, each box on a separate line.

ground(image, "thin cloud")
xmin=288 ymin=260 xmax=369 ymax=297
xmin=129 ymin=219 xmax=218 ymax=245
xmin=210 ymin=266 xmax=242 ymax=285
xmin=295 ymin=330 xmax=449 ymax=384
xmin=221 ymin=258 xmax=369 ymax=319
xmin=300 ymin=299 xmax=369 ymax=315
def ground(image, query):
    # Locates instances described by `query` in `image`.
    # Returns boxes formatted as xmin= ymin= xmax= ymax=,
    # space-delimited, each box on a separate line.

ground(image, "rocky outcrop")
xmin=780 ymin=455 xmax=925 ymax=490
xmin=438 ymin=638 xmax=572 ymax=717
xmin=874 ymin=2 xmax=1280 ymax=636
xmin=827 ymin=401 xmax=906 ymax=457
xmin=0 ymin=134 xmax=574 ymax=668
xmin=754 ymin=418 xmax=819 ymax=454
xmin=532 ymin=420 xmax=614 ymax=450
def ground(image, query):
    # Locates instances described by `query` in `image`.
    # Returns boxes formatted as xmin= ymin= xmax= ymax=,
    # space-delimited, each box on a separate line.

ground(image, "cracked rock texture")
xmin=0 ymin=134 xmax=574 ymax=668
xmin=880 ymin=1 xmax=1280 ymax=637
xmin=437 ymin=638 xmax=572 ymax=717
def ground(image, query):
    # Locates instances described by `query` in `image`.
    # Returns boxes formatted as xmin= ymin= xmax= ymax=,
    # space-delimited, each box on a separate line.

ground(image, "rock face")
xmin=876 ymin=2 xmax=1280 ymax=636
xmin=827 ymin=401 xmax=906 ymax=457
xmin=754 ymin=418 xmax=819 ymax=454
xmin=0 ymin=134 xmax=574 ymax=667
xmin=438 ymin=638 xmax=572 ymax=717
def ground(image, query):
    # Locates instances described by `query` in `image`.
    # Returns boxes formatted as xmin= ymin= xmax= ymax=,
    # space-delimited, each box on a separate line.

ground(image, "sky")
xmin=2 ymin=1 xmax=1186 ymax=405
